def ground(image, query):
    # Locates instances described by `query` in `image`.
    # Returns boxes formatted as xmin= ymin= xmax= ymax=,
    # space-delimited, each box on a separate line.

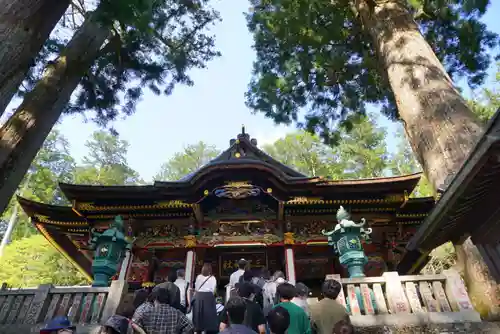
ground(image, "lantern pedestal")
xmin=93 ymin=273 xmax=113 ymax=287
xmin=323 ymin=206 xmax=375 ymax=313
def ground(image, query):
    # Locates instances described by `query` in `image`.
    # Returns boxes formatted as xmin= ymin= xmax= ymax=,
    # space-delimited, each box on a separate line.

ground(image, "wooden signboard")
xmin=219 ymin=251 xmax=267 ymax=277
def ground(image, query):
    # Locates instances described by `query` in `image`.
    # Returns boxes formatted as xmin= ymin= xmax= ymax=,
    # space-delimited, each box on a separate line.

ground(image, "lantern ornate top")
xmin=322 ymin=206 xmax=372 ymax=241
xmin=88 ymin=215 xmax=131 ymax=251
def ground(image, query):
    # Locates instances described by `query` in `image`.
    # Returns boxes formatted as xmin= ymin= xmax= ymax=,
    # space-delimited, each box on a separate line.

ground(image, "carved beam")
xmin=278 ymin=201 xmax=284 ymax=221
xmin=192 ymin=204 xmax=204 ymax=224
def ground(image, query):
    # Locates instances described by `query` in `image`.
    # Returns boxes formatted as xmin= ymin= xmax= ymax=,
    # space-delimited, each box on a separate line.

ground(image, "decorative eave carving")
xmin=74 ymin=200 xmax=192 ymax=212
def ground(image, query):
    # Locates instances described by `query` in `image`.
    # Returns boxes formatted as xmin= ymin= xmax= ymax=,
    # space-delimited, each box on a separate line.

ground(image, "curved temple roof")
xmin=17 ymin=128 xmax=436 ymax=278
xmin=58 ymin=128 xmax=424 ymax=203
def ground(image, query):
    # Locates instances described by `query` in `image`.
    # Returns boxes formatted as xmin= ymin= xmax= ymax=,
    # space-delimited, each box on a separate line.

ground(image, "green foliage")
xmin=155 ymin=141 xmax=220 ymax=181
xmin=388 ymin=126 xmax=434 ymax=197
xmin=73 ymin=131 xmax=141 ymax=185
xmin=263 ymin=132 xmax=340 ymax=177
xmin=421 ymin=242 xmax=457 ymax=275
xmin=0 ymin=129 xmax=141 ymax=286
xmin=468 ymin=64 xmax=500 ymax=124
xmin=0 ymin=129 xmax=75 ymax=240
xmin=0 ymin=235 xmax=88 ymax=287
xmin=20 ymin=0 xmax=221 ymax=131
xmin=245 ymin=0 xmax=498 ymax=142
xmin=263 ymin=114 xmax=388 ymax=178
xmin=337 ymin=114 xmax=388 ymax=178
xmin=0 ymin=129 xmax=140 ymax=243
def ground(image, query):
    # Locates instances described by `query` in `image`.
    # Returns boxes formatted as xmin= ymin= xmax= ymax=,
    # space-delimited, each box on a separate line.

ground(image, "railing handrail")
xmin=337 ymin=273 xmax=447 ymax=285
xmin=49 ymin=286 xmax=110 ymax=294
xmin=0 ymin=280 xmax=128 ymax=328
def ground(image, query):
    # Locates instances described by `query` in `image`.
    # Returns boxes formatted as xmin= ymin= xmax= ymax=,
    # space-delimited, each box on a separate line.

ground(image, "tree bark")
xmin=0 ymin=0 xmax=71 ymax=116
xmin=354 ymin=0 xmax=500 ymax=319
xmin=0 ymin=11 xmax=110 ymax=214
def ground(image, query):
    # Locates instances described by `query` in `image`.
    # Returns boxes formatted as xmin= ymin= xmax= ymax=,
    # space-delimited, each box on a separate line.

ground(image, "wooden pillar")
xmin=118 ymin=250 xmax=133 ymax=281
xmin=285 ymin=247 xmax=296 ymax=285
xmin=185 ymin=249 xmax=196 ymax=286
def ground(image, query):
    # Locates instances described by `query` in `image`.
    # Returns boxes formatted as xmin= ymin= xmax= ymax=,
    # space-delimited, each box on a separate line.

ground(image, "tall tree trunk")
xmin=0 ymin=0 xmax=71 ymax=116
xmin=0 ymin=11 xmax=110 ymax=214
xmin=354 ymin=0 xmax=500 ymax=319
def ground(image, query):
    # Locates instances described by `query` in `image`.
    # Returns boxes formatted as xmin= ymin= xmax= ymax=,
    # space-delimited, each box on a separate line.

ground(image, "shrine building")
xmin=17 ymin=129 xmax=435 ymax=292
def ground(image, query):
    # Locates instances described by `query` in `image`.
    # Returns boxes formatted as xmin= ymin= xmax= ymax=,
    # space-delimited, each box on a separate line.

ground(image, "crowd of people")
xmin=39 ymin=259 xmax=354 ymax=334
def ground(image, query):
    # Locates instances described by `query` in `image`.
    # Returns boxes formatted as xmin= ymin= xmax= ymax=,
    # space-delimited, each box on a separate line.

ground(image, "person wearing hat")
xmin=40 ymin=316 xmax=76 ymax=334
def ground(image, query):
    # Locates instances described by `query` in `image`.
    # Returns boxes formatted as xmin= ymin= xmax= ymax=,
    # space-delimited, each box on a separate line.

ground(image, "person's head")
xmin=168 ymin=264 xmax=184 ymax=282
xmin=146 ymin=288 xmax=156 ymax=303
xmin=98 ymin=315 xmax=129 ymax=334
xmin=277 ymin=282 xmax=296 ymax=302
xmin=261 ymin=268 xmax=271 ymax=280
xmin=238 ymin=258 xmax=247 ymax=270
xmin=152 ymin=286 xmax=170 ymax=305
xmin=177 ymin=268 xmax=185 ymax=279
xmin=333 ymin=320 xmax=355 ymax=334
xmin=237 ymin=281 xmax=254 ymax=299
xmin=267 ymin=306 xmax=290 ymax=334
xmin=40 ymin=316 xmax=75 ymax=334
xmin=133 ymin=288 xmax=149 ymax=309
xmin=295 ymin=282 xmax=309 ymax=299
xmin=243 ymin=269 xmax=254 ymax=282
xmin=225 ymin=296 xmax=247 ymax=325
xmin=322 ymin=279 xmax=342 ymax=300
xmin=201 ymin=263 xmax=212 ymax=276
xmin=272 ymin=270 xmax=285 ymax=281
xmin=216 ymin=296 xmax=224 ymax=304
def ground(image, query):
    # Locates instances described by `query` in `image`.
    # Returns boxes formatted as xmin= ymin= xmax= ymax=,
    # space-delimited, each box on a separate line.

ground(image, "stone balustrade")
xmin=0 ymin=281 xmax=127 ymax=334
xmin=0 ymin=269 xmax=487 ymax=333
xmin=323 ymin=269 xmax=482 ymax=328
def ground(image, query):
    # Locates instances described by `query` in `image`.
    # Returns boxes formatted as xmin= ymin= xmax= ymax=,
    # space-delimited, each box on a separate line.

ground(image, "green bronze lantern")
xmin=322 ymin=206 xmax=372 ymax=278
xmin=89 ymin=215 xmax=132 ymax=287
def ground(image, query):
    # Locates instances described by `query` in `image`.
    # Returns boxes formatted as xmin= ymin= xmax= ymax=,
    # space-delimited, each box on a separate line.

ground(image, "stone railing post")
xmin=101 ymin=280 xmax=128 ymax=322
xmin=382 ymin=272 xmax=410 ymax=314
xmin=443 ymin=269 xmax=475 ymax=312
xmin=24 ymin=284 xmax=53 ymax=325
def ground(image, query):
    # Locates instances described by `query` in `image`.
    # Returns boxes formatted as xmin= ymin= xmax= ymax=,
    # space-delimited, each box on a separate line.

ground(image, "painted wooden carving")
xmin=207 ymin=198 xmax=276 ymax=220
xmin=290 ymin=220 xmax=332 ymax=243
xmin=134 ymin=222 xmax=190 ymax=248
xmin=127 ymin=258 xmax=153 ymax=283
xmin=197 ymin=220 xmax=282 ymax=246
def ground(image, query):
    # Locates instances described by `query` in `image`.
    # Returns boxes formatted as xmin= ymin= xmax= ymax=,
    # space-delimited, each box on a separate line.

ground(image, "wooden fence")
xmin=0 ymin=280 xmax=127 ymax=334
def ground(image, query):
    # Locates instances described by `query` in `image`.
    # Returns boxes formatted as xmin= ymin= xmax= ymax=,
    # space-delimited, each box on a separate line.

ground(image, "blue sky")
xmin=52 ymin=1 xmax=500 ymax=181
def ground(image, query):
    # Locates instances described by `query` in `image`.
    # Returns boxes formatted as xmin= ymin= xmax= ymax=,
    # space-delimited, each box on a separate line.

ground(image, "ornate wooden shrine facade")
xmin=18 ymin=129 xmax=435 ymax=288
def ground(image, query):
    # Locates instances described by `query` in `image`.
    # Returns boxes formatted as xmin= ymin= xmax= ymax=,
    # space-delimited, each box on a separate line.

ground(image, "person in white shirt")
xmin=174 ymin=268 xmax=188 ymax=313
xmin=229 ymin=259 xmax=247 ymax=289
xmin=263 ymin=270 xmax=286 ymax=315
xmin=193 ymin=263 xmax=218 ymax=334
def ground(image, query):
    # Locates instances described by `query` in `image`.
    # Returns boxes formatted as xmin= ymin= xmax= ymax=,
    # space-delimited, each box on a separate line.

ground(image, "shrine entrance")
xmin=293 ymin=246 xmax=337 ymax=296
xmin=195 ymin=246 xmax=285 ymax=288
xmin=194 ymin=245 xmax=335 ymax=297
